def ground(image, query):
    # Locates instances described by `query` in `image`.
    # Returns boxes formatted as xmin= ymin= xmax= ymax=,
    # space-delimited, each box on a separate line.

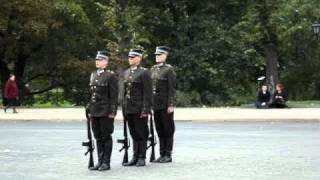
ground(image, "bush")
xmin=176 ymin=90 xmax=202 ymax=107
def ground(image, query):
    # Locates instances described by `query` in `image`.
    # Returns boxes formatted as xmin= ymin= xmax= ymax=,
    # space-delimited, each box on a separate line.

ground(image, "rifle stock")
xmin=82 ymin=109 xmax=94 ymax=168
xmin=117 ymin=117 xmax=129 ymax=165
xmin=148 ymin=111 xmax=157 ymax=162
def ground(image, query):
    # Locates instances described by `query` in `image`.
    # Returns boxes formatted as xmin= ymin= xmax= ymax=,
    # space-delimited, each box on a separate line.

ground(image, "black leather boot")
xmin=89 ymin=140 xmax=104 ymax=170
xmin=160 ymin=138 xmax=173 ymax=163
xmin=123 ymin=141 xmax=138 ymax=166
xmin=98 ymin=139 xmax=112 ymax=171
xmin=160 ymin=151 xmax=172 ymax=163
xmin=153 ymin=138 xmax=165 ymax=163
xmin=136 ymin=141 xmax=147 ymax=167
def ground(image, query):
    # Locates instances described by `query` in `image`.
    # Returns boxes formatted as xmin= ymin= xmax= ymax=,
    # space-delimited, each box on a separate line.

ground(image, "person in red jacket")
xmin=4 ymin=74 xmax=19 ymax=113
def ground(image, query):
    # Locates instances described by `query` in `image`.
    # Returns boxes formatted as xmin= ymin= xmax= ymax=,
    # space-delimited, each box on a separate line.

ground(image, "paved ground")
xmin=0 ymin=121 xmax=319 ymax=180
xmin=1 ymin=107 xmax=320 ymax=121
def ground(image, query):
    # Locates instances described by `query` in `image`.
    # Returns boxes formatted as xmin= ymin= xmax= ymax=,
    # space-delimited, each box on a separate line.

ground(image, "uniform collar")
xmin=155 ymin=62 xmax=165 ymax=67
xmin=97 ymin=69 xmax=105 ymax=75
xmin=130 ymin=66 xmax=139 ymax=71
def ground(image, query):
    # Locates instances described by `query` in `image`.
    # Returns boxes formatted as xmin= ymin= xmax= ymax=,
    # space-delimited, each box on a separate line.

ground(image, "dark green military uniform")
xmin=122 ymin=48 xmax=152 ymax=167
xmin=123 ymin=66 xmax=152 ymax=115
xmin=87 ymin=52 xmax=118 ymax=171
xmin=151 ymin=63 xmax=176 ymax=109
xmin=151 ymin=46 xmax=176 ymax=163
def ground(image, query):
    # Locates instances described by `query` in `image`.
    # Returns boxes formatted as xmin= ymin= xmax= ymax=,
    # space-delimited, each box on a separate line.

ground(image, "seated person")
xmin=256 ymin=84 xmax=271 ymax=108
xmin=270 ymin=83 xmax=288 ymax=108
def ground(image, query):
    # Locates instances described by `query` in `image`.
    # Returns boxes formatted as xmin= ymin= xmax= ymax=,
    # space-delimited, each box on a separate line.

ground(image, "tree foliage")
xmin=0 ymin=0 xmax=319 ymax=106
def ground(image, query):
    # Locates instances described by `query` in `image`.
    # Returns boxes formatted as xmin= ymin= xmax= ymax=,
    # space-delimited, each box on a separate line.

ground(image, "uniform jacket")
xmin=122 ymin=66 xmax=152 ymax=114
xmin=150 ymin=63 xmax=176 ymax=110
xmin=88 ymin=69 xmax=118 ymax=117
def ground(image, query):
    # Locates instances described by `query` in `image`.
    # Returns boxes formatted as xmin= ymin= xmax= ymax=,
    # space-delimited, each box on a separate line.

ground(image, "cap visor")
xmin=96 ymin=58 xmax=107 ymax=61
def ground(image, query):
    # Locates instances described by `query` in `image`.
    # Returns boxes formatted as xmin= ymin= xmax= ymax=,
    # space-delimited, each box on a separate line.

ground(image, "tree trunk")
xmin=115 ymin=0 xmax=131 ymax=103
xmin=0 ymin=7 xmax=15 ymax=105
xmin=264 ymin=43 xmax=279 ymax=93
xmin=0 ymin=59 xmax=10 ymax=106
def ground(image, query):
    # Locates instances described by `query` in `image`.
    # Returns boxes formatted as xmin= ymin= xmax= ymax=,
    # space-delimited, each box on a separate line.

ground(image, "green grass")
xmin=287 ymin=100 xmax=320 ymax=104
xmin=287 ymin=100 xmax=320 ymax=108
xmin=31 ymin=101 xmax=75 ymax=108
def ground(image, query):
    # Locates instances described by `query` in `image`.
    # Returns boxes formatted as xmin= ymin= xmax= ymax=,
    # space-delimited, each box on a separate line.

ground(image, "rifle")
xmin=147 ymin=111 xmax=157 ymax=162
xmin=82 ymin=109 xmax=94 ymax=169
xmin=117 ymin=116 xmax=130 ymax=165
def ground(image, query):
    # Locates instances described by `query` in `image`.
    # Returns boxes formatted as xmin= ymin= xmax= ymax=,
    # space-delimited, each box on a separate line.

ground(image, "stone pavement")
xmin=0 ymin=121 xmax=319 ymax=180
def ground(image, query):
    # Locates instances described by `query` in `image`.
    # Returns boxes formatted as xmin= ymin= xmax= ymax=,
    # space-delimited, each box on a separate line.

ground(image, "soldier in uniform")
xmin=122 ymin=47 xmax=152 ymax=167
xmin=87 ymin=51 xmax=118 ymax=171
xmin=151 ymin=46 xmax=176 ymax=163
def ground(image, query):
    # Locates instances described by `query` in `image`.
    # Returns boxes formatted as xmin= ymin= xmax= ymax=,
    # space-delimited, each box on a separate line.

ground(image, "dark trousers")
xmin=4 ymin=98 xmax=18 ymax=112
xmin=125 ymin=113 xmax=149 ymax=141
xmin=125 ymin=113 xmax=149 ymax=159
xmin=91 ymin=116 xmax=114 ymax=140
xmin=91 ymin=116 xmax=114 ymax=164
xmin=154 ymin=109 xmax=175 ymax=156
xmin=154 ymin=109 xmax=175 ymax=138
xmin=255 ymin=101 xmax=269 ymax=109
xmin=5 ymin=98 xmax=17 ymax=107
xmin=269 ymin=102 xmax=287 ymax=108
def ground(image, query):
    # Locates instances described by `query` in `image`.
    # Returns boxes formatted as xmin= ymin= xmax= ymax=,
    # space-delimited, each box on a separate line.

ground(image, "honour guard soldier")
xmin=87 ymin=51 xmax=118 ymax=171
xmin=151 ymin=46 xmax=176 ymax=163
xmin=122 ymin=47 xmax=152 ymax=167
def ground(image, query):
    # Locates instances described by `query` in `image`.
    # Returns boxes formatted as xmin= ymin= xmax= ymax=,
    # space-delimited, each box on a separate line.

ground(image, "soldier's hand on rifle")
xmin=167 ymin=106 xmax=174 ymax=113
xmin=140 ymin=113 xmax=148 ymax=118
xmin=108 ymin=114 xmax=115 ymax=118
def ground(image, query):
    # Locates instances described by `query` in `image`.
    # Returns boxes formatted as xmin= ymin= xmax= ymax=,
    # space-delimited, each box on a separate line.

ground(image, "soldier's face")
xmin=156 ymin=53 xmax=167 ymax=63
xmin=95 ymin=59 xmax=108 ymax=68
xmin=128 ymin=56 xmax=141 ymax=66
